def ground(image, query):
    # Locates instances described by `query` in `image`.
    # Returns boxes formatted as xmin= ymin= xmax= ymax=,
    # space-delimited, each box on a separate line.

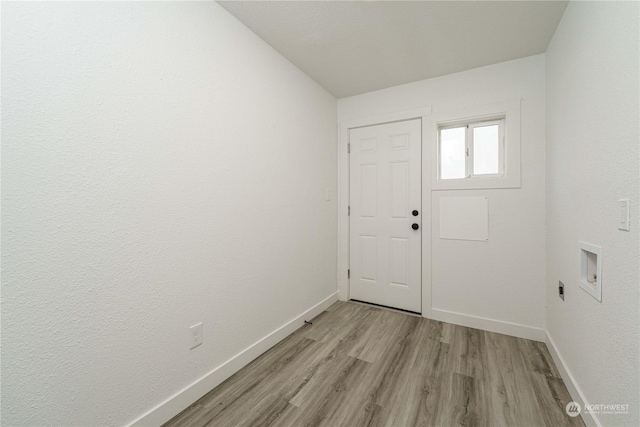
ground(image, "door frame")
xmin=338 ymin=106 xmax=433 ymax=318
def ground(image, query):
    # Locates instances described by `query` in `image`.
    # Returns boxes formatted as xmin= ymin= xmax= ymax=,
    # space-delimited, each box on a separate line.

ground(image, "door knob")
xmin=412 ymin=223 xmax=419 ymax=230
xmin=412 ymin=210 xmax=419 ymax=216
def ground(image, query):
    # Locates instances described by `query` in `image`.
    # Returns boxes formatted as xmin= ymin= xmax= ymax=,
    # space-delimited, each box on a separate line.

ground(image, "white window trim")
xmin=429 ymin=99 xmax=521 ymax=190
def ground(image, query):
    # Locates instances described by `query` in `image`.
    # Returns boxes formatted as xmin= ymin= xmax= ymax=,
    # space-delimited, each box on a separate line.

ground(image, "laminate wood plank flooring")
xmin=164 ymin=301 xmax=584 ymax=427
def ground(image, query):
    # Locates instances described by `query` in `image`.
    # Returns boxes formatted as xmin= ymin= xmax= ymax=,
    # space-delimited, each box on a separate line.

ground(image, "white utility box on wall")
xmin=578 ymin=241 xmax=602 ymax=302
xmin=439 ymin=196 xmax=489 ymax=241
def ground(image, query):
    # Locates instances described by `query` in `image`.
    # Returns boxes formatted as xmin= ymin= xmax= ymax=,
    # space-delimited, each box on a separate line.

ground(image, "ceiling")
xmin=218 ymin=0 xmax=569 ymax=98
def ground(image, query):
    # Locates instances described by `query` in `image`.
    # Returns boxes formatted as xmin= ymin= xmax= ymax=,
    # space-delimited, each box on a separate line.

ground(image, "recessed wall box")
xmin=578 ymin=241 xmax=602 ymax=302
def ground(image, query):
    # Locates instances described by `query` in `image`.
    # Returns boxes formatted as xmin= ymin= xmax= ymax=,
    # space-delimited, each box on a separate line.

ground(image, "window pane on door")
xmin=440 ymin=127 xmax=466 ymax=179
xmin=473 ymin=125 xmax=499 ymax=175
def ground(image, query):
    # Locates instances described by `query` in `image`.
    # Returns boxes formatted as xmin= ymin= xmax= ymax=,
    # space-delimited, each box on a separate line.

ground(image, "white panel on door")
xmin=360 ymin=165 xmax=377 ymax=218
xmin=390 ymin=134 xmax=409 ymax=150
xmin=360 ymin=236 xmax=377 ymax=281
xmin=390 ymin=161 xmax=409 ymax=219
xmin=390 ymin=237 xmax=409 ymax=287
xmin=360 ymin=137 xmax=376 ymax=152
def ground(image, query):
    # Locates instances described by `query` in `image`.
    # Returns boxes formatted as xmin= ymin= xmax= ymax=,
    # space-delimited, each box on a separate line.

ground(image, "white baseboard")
xmin=428 ymin=308 xmax=546 ymax=342
xmin=545 ymin=332 xmax=600 ymax=427
xmin=128 ymin=292 xmax=339 ymax=427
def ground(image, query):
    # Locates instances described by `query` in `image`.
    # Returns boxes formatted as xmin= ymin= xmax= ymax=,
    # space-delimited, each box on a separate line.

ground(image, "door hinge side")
xmin=347 ymin=143 xmax=350 ymax=153
xmin=348 ymin=205 xmax=350 ymax=216
xmin=347 ymin=269 xmax=350 ymax=279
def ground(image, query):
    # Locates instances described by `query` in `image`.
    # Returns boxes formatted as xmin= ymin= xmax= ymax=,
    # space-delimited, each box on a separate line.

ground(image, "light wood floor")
xmin=165 ymin=301 xmax=584 ymax=427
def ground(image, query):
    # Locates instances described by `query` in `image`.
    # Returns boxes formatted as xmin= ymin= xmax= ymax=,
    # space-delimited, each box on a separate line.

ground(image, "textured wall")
xmin=1 ymin=2 xmax=337 ymax=425
xmin=339 ymin=55 xmax=547 ymax=331
xmin=545 ymin=1 xmax=640 ymax=425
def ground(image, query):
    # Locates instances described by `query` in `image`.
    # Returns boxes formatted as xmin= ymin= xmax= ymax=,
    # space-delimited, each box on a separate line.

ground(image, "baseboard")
xmin=545 ymin=332 xmax=600 ymax=427
xmin=428 ymin=308 xmax=546 ymax=342
xmin=128 ymin=292 xmax=339 ymax=427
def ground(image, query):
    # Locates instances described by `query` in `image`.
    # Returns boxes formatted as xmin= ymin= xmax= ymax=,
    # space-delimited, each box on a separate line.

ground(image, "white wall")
xmin=1 ymin=2 xmax=337 ymax=425
xmin=545 ymin=2 xmax=639 ymax=425
xmin=339 ymin=55 xmax=546 ymax=335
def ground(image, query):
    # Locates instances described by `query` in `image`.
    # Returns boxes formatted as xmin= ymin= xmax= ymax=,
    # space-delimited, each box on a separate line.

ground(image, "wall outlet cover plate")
xmin=618 ymin=199 xmax=630 ymax=231
xmin=189 ymin=322 xmax=203 ymax=350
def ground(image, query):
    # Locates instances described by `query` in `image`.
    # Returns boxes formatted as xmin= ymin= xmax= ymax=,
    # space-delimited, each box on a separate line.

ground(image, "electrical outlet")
xmin=558 ymin=281 xmax=565 ymax=301
xmin=189 ymin=322 xmax=203 ymax=350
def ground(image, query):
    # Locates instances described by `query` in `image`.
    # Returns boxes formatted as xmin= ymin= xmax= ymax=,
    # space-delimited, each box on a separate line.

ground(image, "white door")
xmin=349 ymin=119 xmax=422 ymax=313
